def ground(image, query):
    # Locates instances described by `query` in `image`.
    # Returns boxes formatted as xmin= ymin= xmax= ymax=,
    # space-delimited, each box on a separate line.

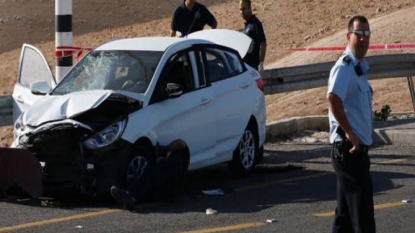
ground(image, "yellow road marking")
xmin=177 ymin=222 xmax=266 ymax=233
xmin=0 ymin=157 xmax=409 ymax=232
xmin=0 ymin=209 xmax=121 ymax=232
xmin=314 ymin=201 xmax=406 ymax=217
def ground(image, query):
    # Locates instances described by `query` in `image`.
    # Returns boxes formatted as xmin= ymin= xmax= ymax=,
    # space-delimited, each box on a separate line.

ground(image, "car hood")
xmin=22 ymin=90 xmax=143 ymax=127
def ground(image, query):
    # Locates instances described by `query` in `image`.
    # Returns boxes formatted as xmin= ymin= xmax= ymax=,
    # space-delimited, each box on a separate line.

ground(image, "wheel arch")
xmin=133 ymin=137 xmax=154 ymax=149
xmin=248 ymin=115 xmax=259 ymax=143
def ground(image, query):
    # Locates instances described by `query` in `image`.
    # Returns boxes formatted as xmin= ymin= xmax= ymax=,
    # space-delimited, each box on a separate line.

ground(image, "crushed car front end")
xmin=12 ymin=93 xmax=142 ymax=198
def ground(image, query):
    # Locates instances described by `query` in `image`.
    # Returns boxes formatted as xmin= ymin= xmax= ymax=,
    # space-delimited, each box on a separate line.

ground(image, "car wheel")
xmin=229 ymin=124 xmax=258 ymax=178
xmin=125 ymin=146 xmax=153 ymax=188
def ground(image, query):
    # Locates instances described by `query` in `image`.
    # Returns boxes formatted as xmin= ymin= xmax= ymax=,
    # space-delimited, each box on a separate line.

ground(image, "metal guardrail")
xmin=263 ymin=54 xmax=415 ymax=95
xmin=1 ymin=54 xmax=415 ymax=127
xmin=0 ymin=96 xmax=12 ymax=127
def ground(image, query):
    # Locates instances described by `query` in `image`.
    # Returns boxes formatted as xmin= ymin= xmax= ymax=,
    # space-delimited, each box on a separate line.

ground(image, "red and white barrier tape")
xmin=286 ymin=42 xmax=415 ymax=52
xmin=55 ymin=46 xmax=92 ymax=60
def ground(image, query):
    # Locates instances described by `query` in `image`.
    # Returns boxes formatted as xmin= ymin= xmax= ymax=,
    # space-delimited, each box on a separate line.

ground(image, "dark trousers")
xmin=128 ymin=148 xmax=190 ymax=202
xmin=331 ymin=141 xmax=376 ymax=233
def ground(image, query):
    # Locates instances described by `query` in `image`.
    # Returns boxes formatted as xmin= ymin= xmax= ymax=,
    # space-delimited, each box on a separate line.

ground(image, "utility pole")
xmin=55 ymin=0 xmax=73 ymax=82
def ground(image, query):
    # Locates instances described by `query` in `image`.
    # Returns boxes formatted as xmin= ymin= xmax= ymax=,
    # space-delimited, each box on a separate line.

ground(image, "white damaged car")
xmin=11 ymin=29 xmax=266 ymax=197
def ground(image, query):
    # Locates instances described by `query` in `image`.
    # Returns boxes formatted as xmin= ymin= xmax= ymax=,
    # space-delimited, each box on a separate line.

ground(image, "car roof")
xmin=95 ymin=37 xmax=212 ymax=52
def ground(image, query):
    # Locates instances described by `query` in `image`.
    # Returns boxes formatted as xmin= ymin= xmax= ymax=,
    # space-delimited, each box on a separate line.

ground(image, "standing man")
xmin=170 ymin=0 xmax=217 ymax=37
xmin=239 ymin=0 xmax=266 ymax=72
xmin=327 ymin=15 xmax=376 ymax=233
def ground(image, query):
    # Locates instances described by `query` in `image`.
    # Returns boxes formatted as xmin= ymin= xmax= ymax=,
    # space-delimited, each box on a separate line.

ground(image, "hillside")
xmin=1 ymin=0 xmax=415 ymax=146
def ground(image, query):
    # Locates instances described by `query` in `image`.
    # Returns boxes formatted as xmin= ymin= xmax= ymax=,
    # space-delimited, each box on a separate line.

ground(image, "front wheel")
xmin=229 ymin=124 xmax=258 ymax=178
xmin=125 ymin=146 xmax=154 ymax=188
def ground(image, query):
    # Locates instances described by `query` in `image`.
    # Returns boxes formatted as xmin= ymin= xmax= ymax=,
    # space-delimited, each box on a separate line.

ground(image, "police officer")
xmin=327 ymin=15 xmax=376 ymax=233
xmin=170 ymin=0 xmax=217 ymax=37
xmin=111 ymin=139 xmax=190 ymax=211
xmin=239 ymin=0 xmax=267 ymax=72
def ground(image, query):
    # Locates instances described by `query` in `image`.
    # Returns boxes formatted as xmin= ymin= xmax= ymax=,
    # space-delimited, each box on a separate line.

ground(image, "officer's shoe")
xmin=110 ymin=186 xmax=136 ymax=211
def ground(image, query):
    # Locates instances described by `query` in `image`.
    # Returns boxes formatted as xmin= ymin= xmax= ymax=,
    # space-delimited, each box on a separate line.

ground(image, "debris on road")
xmin=201 ymin=189 xmax=224 ymax=196
xmin=266 ymin=219 xmax=278 ymax=223
xmin=206 ymin=208 xmax=218 ymax=215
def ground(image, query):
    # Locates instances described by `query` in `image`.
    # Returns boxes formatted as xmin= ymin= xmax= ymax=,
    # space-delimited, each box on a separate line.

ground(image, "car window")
xmin=150 ymin=51 xmax=195 ymax=104
xmin=164 ymin=53 xmax=195 ymax=93
xmin=204 ymin=48 xmax=244 ymax=83
xmin=51 ymin=50 xmax=162 ymax=95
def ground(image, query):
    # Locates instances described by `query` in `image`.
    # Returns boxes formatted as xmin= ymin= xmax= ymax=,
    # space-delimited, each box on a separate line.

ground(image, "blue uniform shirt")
xmin=327 ymin=46 xmax=373 ymax=146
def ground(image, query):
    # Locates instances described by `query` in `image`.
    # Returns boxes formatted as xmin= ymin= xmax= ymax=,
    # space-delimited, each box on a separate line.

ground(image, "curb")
xmin=266 ymin=114 xmax=415 ymax=145
xmin=266 ymin=115 xmax=328 ymax=137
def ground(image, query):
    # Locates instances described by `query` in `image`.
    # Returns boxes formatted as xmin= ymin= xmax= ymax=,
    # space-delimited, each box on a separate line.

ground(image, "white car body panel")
xmin=94 ymin=29 xmax=252 ymax=58
xmin=211 ymin=72 xmax=257 ymax=160
xmin=122 ymin=88 xmax=217 ymax=170
xmin=187 ymin=29 xmax=252 ymax=58
xmin=12 ymin=44 xmax=56 ymax=122
xmin=21 ymin=90 xmax=112 ymax=127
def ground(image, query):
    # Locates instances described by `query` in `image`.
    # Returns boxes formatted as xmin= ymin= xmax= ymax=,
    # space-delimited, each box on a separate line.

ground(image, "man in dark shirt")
xmin=171 ymin=0 xmax=217 ymax=37
xmin=239 ymin=0 xmax=267 ymax=72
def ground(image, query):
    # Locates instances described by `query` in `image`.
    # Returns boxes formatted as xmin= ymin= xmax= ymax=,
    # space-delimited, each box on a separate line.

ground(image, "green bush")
xmin=373 ymin=105 xmax=391 ymax=121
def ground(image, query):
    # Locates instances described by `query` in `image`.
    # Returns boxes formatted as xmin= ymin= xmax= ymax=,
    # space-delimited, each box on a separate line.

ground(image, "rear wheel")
xmin=229 ymin=124 xmax=258 ymax=178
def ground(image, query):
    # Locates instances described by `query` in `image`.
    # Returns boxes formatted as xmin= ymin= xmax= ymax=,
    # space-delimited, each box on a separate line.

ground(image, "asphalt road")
xmin=1 ymin=142 xmax=414 ymax=233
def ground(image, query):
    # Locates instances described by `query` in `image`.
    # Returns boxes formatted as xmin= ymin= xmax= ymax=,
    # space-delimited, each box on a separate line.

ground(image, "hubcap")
xmin=239 ymin=130 xmax=256 ymax=169
xmin=126 ymin=156 xmax=148 ymax=187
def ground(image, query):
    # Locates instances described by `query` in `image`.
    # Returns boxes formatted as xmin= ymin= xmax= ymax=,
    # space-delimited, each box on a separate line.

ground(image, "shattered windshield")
xmin=51 ymin=50 xmax=163 ymax=95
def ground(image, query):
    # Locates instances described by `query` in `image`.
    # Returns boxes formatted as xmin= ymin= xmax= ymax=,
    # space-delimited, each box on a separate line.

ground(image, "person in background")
xmin=327 ymin=15 xmax=376 ymax=233
xmin=170 ymin=0 xmax=217 ymax=37
xmin=111 ymin=139 xmax=190 ymax=211
xmin=239 ymin=0 xmax=267 ymax=72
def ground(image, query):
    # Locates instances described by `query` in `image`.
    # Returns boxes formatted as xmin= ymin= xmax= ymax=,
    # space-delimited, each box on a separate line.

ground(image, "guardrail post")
xmin=407 ymin=76 xmax=415 ymax=111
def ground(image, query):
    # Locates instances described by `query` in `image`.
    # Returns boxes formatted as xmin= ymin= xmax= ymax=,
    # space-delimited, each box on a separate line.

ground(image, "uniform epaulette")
xmin=343 ymin=55 xmax=352 ymax=65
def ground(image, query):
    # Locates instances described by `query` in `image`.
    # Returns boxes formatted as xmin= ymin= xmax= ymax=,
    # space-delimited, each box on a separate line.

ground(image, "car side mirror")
xmin=30 ymin=80 xmax=51 ymax=95
xmin=165 ymin=83 xmax=183 ymax=98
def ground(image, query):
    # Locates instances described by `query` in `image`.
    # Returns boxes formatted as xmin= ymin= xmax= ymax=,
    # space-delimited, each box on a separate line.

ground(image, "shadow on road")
xmin=2 ymin=144 xmax=414 ymax=216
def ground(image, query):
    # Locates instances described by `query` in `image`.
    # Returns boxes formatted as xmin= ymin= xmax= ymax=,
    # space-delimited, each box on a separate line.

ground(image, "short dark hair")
xmin=348 ymin=15 xmax=369 ymax=32
xmin=241 ymin=0 xmax=251 ymax=7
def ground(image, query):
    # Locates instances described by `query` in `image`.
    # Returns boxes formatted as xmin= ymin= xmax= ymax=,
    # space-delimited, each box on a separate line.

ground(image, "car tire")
xmin=229 ymin=124 xmax=258 ymax=178
xmin=125 ymin=145 xmax=154 ymax=188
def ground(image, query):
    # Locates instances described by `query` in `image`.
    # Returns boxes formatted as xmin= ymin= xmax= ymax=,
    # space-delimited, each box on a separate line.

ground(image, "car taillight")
xmin=256 ymin=78 xmax=264 ymax=92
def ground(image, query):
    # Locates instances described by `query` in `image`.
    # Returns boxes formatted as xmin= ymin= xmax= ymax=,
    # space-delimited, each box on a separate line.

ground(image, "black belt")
xmin=334 ymin=141 xmax=369 ymax=154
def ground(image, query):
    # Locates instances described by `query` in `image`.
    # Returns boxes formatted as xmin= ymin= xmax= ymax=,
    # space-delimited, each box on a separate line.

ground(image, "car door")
xmin=202 ymin=46 xmax=257 ymax=160
xmin=12 ymin=44 xmax=56 ymax=122
xmin=146 ymin=49 xmax=218 ymax=170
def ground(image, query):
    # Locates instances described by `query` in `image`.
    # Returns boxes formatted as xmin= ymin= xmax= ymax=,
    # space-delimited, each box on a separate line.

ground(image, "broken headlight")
xmin=83 ymin=119 xmax=127 ymax=149
xmin=13 ymin=114 xmax=24 ymax=138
